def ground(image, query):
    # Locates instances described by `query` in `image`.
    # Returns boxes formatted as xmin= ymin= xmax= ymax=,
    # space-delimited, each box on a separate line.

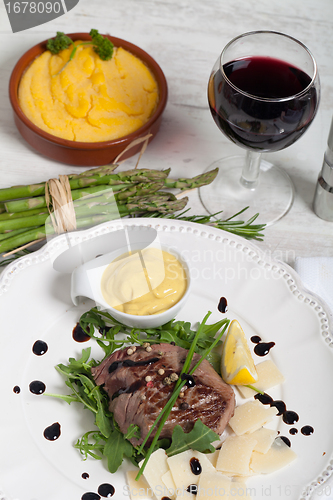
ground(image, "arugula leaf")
xmin=42 ymin=392 xmax=78 ymax=404
xmin=205 ymin=350 xmax=221 ymax=374
xmin=166 ymin=420 xmax=219 ymax=457
xmin=74 ymin=425 xmax=146 ymax=472
xmin=95 ymin=393 xmax=113 ymax=438
xmin=159 ymin=329 xmax=184 ymax=345
xmin=104 ymin=430 xmax=134 ymax=473
xmin=75 ymin=430 xmax=105 ymax=460
xmin=57 ymin=347 xmax=95 ymax=376
xmin=125 ymin=424 xmax=141 ymax=441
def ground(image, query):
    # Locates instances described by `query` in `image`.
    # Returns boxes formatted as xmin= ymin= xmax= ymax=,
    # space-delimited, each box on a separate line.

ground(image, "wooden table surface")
xmin=0 ymin=0 xmax=332 ymax=266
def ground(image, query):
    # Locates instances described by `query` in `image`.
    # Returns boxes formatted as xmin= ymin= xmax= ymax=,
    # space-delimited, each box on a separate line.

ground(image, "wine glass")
xmin=199 ymin=31 xmax=320 ymax=225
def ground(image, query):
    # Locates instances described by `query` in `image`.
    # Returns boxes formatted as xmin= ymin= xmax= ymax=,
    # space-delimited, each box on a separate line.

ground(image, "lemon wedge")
xmin=221 ymin=319 xmax=258 ymax=385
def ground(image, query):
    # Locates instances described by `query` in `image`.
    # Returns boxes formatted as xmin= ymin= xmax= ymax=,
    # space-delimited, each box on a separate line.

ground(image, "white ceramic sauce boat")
xmin=71 ymin=243 xmax=192 ymax=328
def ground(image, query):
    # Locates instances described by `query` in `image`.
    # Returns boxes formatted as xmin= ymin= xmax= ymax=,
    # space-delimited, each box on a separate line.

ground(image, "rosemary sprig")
xmin=144 ymin=206 xmax=265 ymax=241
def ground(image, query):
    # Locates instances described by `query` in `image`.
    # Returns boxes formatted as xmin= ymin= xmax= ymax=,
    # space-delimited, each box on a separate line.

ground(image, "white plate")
xmin=1 ymin=218 xmax=333 ymax=500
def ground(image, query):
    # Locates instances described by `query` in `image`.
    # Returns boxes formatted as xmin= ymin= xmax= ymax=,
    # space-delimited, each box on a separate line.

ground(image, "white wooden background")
xmin=0 ymin=0 xmax=332 ymax=264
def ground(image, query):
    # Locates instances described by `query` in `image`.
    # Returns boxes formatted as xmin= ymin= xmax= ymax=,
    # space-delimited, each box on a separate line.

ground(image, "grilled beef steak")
xmin=91 ymin=343 xmax=235 ymax=446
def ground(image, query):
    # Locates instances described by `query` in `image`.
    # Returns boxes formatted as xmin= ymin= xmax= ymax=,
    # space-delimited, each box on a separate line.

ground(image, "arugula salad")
xmin=45 ymin=307 xmax=230 ymax=477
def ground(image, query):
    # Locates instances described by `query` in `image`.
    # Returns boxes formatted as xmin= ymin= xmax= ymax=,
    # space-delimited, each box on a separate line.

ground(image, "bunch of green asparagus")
xmin=0 ymin=164 xmax=265 ymax=260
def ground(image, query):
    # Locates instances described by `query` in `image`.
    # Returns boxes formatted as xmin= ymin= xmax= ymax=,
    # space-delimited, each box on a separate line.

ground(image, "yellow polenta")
xmin=18 ymin=43 xmax=159 ymax=142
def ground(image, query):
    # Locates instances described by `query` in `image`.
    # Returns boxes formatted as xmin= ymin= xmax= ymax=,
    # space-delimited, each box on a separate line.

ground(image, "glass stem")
xmin=240 ymin=150 xmax=261 ymax=189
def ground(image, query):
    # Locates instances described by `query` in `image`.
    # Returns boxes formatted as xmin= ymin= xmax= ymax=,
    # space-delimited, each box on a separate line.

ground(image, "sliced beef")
xmin=91 ymin=343 xmax=235 ymax=446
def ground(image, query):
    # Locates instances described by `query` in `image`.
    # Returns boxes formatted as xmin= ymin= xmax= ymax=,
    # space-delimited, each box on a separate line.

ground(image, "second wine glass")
xmin=199 ymin=31 xmax=320 ymax=225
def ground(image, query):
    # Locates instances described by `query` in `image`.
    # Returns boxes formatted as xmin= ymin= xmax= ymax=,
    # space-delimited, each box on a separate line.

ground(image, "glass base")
xmin=199 ymin=156 xmax=295 ymax=227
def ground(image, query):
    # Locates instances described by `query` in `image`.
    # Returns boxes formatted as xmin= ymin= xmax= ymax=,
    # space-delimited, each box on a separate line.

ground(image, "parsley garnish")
xmin=46 ymin=31 xmax=73 ymax=54
xmin=46 ymin=29 xmax=114 ymax=75
xmin=89 ymin=29 xmax=114 ymax=60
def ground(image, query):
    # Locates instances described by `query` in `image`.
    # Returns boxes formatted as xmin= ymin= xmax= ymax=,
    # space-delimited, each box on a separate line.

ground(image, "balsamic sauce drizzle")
xmin=254 ymin=393 xmax=272 ymax=405
xmin=113 ymin=380 xmax=142 ymax=397
xmin=250 ymin=335 xmax=275 ymax=356
xmin=99 ymin=325 xmax=113 ymax=336
xmin=254 ymin=341 xmax=275 ymax=357
xmin=283 ymin=411 xmax=299 ymax=425
xmin=32 ymin=340 xmax=48 ymax=356
xmin=73 ymin=322 xmax=91 ymax=343
xmin=82 ymin=472 xmax=90 ymax=479
xmin=218 ymin=297 xmax=228 ymax=313
xmin=29 ymin=380 xmax=46 ymax=395
xmin=81 ymin=484 xmax=115 ymax=500
xmin=301 ymin=425 xmax=314 ymax=436
xmin=13 ymin=385 xmax=21 ymax=394
xmin=255 ymin=393 xmax=299 ymax=424
xmin=255 ymin=393 xmax=286 ymax=416
xmin=43 ymin=422 xmax=61 ymax=441
xmin=271 ymin=400 xmax=287 ymax=416
xmin=187 ymin=484 xmax=198 ymax=495
xmin=82 ymin=493 xmax=100 ymax=500
xmin=255 ymin=388 xmax=315 ymax=443
xmin=98 ymin=483 xmax=115 ymax=497
xmin=251 ymin=333 xmax=315 ymax=442
xmin=279 ymin=436 xmax=291 ymax=447
xmin=181 ymin=373 xmax=196 ymax=387
xmin=108 ymin=357 xmax=160 ymax=373
xmin=255 ymin=392 xmax=314 ymax=440
xmin=190 ymin=457 xmax=202 ymax=475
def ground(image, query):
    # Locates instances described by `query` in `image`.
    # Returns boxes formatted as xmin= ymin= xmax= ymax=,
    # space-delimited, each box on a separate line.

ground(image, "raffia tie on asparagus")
xmin=45 ymin=175 xmax=77 ymax=234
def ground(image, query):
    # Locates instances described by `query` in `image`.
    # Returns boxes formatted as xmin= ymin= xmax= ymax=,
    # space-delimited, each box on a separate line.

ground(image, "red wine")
xmin=208 ymin=56 xmax=318 ymax=151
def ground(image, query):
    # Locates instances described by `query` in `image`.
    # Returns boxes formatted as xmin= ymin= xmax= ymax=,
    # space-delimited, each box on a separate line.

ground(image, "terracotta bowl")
xmin=9 ymin=33 xmax=168 ymax=167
